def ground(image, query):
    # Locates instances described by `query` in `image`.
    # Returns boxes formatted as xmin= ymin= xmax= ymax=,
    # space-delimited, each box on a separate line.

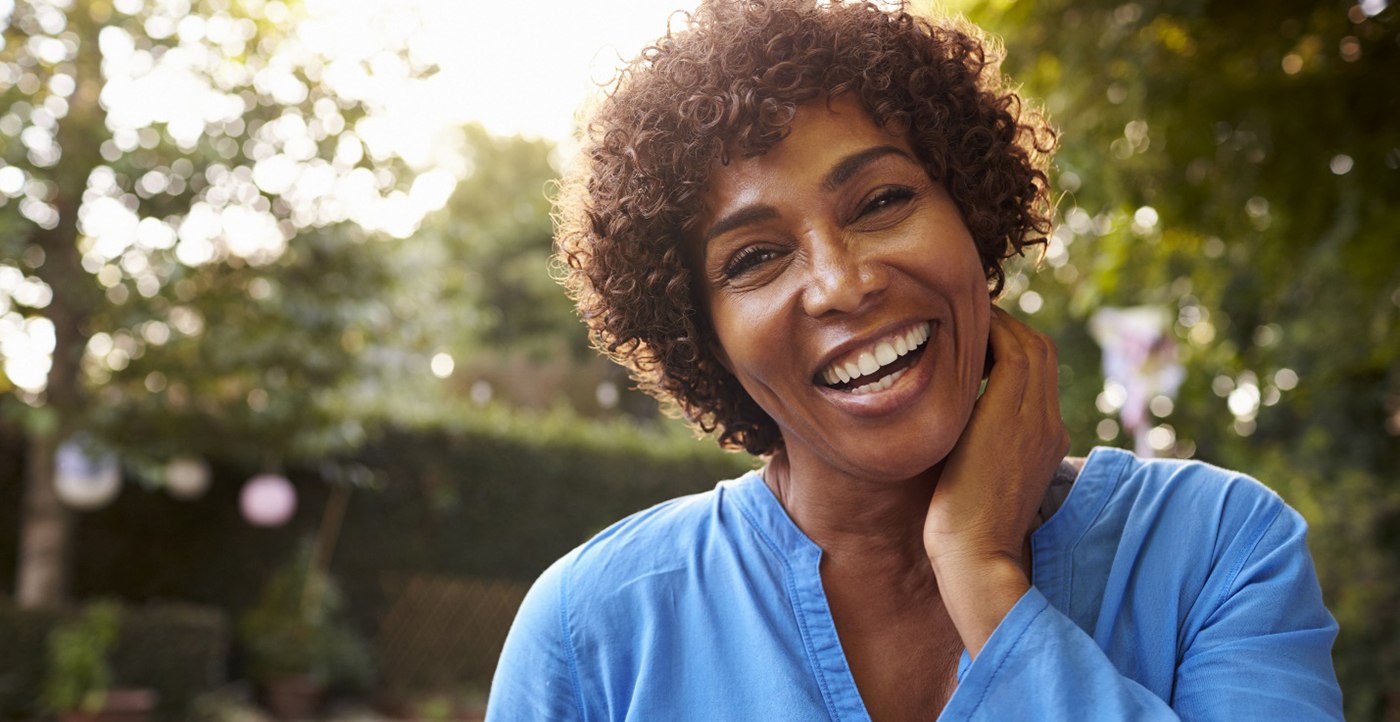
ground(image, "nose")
xmin=799 ymin=229 xmax=888 ymax=318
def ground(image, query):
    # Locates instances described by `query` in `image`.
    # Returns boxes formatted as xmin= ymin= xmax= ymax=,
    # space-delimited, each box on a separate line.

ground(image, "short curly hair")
xmin=554 ymin=0 xmax=1055 ymax=456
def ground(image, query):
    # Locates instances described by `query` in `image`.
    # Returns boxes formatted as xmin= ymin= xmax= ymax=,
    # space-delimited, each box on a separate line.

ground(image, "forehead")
xmin=701 ymin=97 xmax=914 ymax=215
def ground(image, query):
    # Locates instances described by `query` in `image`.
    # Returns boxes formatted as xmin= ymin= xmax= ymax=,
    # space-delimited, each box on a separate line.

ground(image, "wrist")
xmin=927 ymin=544 xmax=1025 ymax=577
xmin=929 ymin=553 xmax=1030 ymax=659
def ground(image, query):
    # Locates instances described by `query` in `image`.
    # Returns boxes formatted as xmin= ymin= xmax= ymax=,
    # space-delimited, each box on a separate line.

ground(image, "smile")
xmin=816 ymin=321 xmax=931 ymax=394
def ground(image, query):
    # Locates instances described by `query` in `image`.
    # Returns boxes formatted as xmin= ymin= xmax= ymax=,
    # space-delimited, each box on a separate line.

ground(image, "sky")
xmin=307 ymin=0 xmax=704 ymax=146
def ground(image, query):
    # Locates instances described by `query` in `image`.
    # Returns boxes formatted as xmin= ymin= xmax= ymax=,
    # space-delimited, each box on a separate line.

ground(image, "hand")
xmin=923 ymin=305 xmax=1070 ymax=654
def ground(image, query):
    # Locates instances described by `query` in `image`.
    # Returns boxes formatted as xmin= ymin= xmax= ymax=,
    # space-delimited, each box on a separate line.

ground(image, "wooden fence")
xmin=376 ymin=574 xmax=529 ymax=693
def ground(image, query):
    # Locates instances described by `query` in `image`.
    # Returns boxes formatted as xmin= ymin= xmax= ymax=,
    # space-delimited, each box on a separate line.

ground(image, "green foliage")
xmin=20 ymin=405 xmax=752 ymax=696
xmin=954 ymin=1 xmax=1400 ymax=717
xmin=433 ymin=126 xmax=573 ymax=356
xmin=373 ymin=125 xmax=614 ymax=420
xmin=90 ymin=223 xmax=398 ymax=462
xmin=0 ymin=0 xmax=432 ymax=463
xmin=0 ymin=0 xmax=438 ymax=611
xmin=1 ymin=601 xmax=228 ymax=722
xmin=41 ymin=600 xmax=121 ymax=714
xmin=237 ymin=544 xmax=373 ymax=692
xmin=341 ymin=405 xmax=755 ymax=585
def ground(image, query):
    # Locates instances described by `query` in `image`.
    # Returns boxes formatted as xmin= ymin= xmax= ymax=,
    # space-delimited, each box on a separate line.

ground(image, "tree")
xmin=951 ymin=0 xmax=1400 ymax=716
xmin=0 ymin=0 xmax=440 ymax=607
xmin=374 ymin=125 xmax=657 ymax=421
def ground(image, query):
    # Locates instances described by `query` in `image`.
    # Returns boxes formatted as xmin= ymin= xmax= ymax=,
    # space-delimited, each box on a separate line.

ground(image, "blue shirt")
xmin=487 ymin=447 xmax=1342 ymax=720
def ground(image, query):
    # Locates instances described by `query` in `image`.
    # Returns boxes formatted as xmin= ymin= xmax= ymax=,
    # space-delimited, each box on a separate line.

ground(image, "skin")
xmin=693 ymin=96 xmax=1070 ymax=720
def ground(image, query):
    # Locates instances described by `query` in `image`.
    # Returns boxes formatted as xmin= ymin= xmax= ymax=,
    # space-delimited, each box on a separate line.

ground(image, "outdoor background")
xmin=0 ymin=0 xmax=1396 ymax=720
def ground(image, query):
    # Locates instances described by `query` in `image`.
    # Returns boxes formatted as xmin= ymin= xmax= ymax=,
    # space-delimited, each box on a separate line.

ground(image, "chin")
xmin=823 ymin=429 xmax=960 ymax=483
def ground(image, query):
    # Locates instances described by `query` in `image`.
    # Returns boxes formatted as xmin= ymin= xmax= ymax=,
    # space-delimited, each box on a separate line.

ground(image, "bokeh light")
xmin=239 ymin=474 xmax=297 ymax=527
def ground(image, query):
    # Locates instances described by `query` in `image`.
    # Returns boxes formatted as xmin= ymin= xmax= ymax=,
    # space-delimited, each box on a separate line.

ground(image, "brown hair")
xmin=554 ymin=0 xmax=1055 ymax=456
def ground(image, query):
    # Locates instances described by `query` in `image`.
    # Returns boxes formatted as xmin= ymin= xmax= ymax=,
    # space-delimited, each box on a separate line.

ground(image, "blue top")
xmin=486 ymin=447 xmax=1342 ymax=720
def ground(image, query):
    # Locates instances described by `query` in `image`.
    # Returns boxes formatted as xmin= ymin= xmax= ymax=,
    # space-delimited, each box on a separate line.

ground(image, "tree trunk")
xmin=15 ymin=431 xmax=69 ymax=607
xmin=11 ymin=5 xmax=107 ymax=608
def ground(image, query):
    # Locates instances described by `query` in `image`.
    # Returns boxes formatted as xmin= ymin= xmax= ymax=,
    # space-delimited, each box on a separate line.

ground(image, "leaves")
xmin=960 ymin=1 xmax=1400 ymax=716
xmin=42 ymin=600 xmax=122 ymax=714
xmin=0 ymin=0 xmax=436 ymax=466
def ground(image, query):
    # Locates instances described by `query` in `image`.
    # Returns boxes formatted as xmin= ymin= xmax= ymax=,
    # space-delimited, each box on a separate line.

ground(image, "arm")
xmin=485 ymin=557 xmax=586 ymax=722
xmin=922 ymin=305 xmax=1068 ymax=657
xmin=1169 ymin=501 xmax=1341 ymax=719
xmin=924 ymin=308 xmax=1340 ymax=718
xmin=940 ymin=499 xmax=1340 ymax=721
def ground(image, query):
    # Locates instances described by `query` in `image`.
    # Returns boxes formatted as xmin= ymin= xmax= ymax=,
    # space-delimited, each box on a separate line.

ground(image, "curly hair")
xmin=554 ymin=0 xmax=1055 ymax=456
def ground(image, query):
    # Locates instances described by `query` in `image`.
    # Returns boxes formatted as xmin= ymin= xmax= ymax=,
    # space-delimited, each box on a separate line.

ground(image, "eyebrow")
xmin=702 ymin=144 xmax=914 ymax=243
xmin=703 ymin=204 xmax=780 ymax=242
xmin=822 ymin=145 xmax=912 ymax=192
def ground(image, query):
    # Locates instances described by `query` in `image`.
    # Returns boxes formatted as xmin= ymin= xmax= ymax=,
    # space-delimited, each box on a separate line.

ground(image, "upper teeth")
xmin=820 ymin=322 xmax=931 ymax=387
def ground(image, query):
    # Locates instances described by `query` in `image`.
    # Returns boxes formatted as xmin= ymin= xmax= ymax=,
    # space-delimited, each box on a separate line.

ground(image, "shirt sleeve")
xmin=941 ymin=502 xmax=1342 ymax=721
xmin=485 ymin=556 xmax=586 ymax=722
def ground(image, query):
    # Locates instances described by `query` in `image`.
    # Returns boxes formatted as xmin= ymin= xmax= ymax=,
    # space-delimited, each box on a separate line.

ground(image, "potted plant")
xmin=42 ymin=600 xmax=158 ymax=722
xmin=239 ymin=546 xmax=373 ymax=719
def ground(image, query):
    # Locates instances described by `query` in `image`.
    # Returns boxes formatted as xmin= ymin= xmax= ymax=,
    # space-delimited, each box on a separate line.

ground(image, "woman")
xmin=487 ymin=1 xmax=1342 ymax=719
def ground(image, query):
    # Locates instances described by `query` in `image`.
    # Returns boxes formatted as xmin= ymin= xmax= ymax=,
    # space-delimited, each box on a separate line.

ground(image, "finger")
xmin=1000 ymin=308 xmax=1055 ymax=415
xmin=982 ymin=306 xmax=1030 ymax=408
xmin=1040 ymin=336 xmax=1068 ymax=442
xmin=997 ymin=310 xmax=1064 ymax=438
xmin=1024 ymin=329 xmax=1070 ymax=457
xmin=1025 ymin=325 xmax=1055 ymax=406
xmin=1019 ymin=322 xmax=1054 ymax=418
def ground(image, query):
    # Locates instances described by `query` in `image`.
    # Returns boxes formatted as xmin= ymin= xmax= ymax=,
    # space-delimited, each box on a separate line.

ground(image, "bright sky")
xmin=310 ymin=0 xmax=703 ymax=145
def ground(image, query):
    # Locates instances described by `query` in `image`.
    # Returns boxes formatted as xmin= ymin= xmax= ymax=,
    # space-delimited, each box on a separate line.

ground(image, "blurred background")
xmin=0 ymin=0 xmax=1395 ymax=720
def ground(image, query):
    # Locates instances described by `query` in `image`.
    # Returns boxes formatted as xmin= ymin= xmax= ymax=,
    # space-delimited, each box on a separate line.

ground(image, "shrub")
xmin=0 ymin=601 xmax=227 ymax=722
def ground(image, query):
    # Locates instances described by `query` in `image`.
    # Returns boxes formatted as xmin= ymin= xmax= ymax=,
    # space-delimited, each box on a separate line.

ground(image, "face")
xmin=694 ymin=96 xmax=991 ymax=482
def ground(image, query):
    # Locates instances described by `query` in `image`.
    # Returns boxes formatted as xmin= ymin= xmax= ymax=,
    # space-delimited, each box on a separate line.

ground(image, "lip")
xmin=813 ymin=320 xmax=939 ymax=417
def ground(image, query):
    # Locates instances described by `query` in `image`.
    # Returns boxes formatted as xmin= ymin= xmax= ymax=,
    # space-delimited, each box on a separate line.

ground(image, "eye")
xmin=856 ymin=186 xmax=916 ymax=219
xmin=724 ymin=246 xmax=779 ymax=278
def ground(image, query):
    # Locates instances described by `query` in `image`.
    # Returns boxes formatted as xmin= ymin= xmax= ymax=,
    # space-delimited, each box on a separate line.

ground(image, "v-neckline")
xmin=725 ymin=447 xmax=1124 ymax=721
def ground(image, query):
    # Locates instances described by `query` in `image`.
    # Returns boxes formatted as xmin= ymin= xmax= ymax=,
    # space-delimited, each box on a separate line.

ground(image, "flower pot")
xmin=261 ymin=675 xmax=324 ymax=720
xmin=60 ymin=688 xmax=158 ymax=722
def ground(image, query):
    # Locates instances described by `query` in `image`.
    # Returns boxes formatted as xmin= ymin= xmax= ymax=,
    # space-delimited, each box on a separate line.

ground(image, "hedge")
xmin=1 ymin=408 xmax=755 ymax=692
xmin=0 ymin=601 xmax=227 ymax=722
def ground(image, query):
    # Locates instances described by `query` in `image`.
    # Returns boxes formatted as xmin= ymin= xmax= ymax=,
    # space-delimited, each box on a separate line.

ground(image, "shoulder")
xmin=1072 ymin=446 xmax=1289 ymax=533
xmin=494 ymin=476 xmax=751 ymax=682
xmin=525 ymin=471 xmax=761 ymax=615
xmin=1092 ymin=442 xmax=1288 ymax=526
xmin=495 ymin=473 xmax=765 ymax=708
xmin=1051 ymin=447 xmax=1308 ymax=594
xmin=568 ymin=478 xmax=739 ymax=584
xmin=1038 ymin=447 xmax=1328 ymax=647
xmin=1043 ymin=447 xmax=1306 ymax=587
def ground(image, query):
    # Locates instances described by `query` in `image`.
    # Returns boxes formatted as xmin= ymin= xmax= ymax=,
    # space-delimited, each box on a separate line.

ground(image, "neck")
xmin=763 ymin=449 xmax=939 ymax=589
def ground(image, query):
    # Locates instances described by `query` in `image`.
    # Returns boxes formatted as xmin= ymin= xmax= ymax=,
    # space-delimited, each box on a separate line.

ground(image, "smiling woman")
xmin=486 ymin=1 xmax=1343 ymax=720
xmin=694 ymin=99 xmax=992 ymax=485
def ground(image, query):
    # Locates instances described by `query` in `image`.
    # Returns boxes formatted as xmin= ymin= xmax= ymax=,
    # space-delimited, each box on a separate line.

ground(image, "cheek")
xmin=710 ymin=302 xmax=780 ymax=385
xmin=970 ymin=298 xmax=991 ymax=365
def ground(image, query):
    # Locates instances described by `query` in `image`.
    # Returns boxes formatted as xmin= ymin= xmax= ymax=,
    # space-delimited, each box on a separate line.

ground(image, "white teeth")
xmin=848 ymin=368 xmax=907 ymax=395
xmin=875 ymin=342 xmax=897 ymax=365
xmin=818 ymin=321 xmax=932 ymax=390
